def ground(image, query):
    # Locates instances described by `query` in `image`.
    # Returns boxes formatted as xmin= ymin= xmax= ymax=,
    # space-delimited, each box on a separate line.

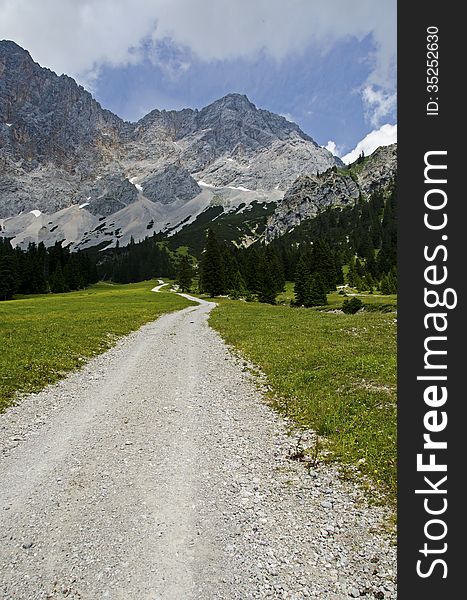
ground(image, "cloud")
xmin=362 ymin=85 xmax=396 ymax=127
xmin=325 ymin=140 xmax=341 ymax=156
xmin=279 ymin=112 xmax=296 ymax=123
xmin=341 ymin=123 xmax=397 ymax=164
xmin=0 ymin=0 xmax=396 ymax=92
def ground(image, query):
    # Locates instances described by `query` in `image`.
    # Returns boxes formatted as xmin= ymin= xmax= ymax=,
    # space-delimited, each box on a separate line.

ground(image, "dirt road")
xmin=0 ymin=297 xmax=396 ymax=599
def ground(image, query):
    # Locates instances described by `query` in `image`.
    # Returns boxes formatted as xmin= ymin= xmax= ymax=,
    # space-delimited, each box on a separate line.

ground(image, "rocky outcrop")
xmin=265 ymin=144 xmax=397 ymax=241
xmin=83 ymin=176 xmax=139 ymax=217
xmin=141 ymin=165 xmax=200 ymax=205
xmin=135 ymin=94 xmax=335 ymax=191
xmin=355 ymin=144 xmax=397 ymax=196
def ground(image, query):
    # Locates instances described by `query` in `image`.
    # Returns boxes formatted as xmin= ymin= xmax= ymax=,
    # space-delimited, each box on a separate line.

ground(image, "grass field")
xmin=0 ymin=281 xmax=195 ymax=412
xmin=210 ymin=297 xmax=397 ymax=502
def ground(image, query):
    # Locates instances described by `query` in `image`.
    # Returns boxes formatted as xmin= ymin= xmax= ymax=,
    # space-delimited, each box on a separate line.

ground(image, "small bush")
xmin=342 ymin=297 xmax=363 ymax=314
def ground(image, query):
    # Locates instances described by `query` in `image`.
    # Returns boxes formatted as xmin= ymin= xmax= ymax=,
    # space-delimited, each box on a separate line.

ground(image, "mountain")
xmin=0 ymin=40 xmax=338 ymax=250
xmin=264 ymin=144 xmax=397 ymax=241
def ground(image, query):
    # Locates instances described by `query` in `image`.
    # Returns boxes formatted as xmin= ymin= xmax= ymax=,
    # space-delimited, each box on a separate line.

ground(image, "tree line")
xmin=96 ymin=235 xmax=175 ymax=283
xmin=0 ymin=238 xmax=98 ymax=300
xmin=193 ymin=229 xmax=343 ymax=305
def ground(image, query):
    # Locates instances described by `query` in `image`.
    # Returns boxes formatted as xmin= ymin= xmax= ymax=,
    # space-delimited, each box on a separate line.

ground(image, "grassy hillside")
xmin=0 ymin=281 xmax=195 ymax=411
xmin=210 ymin=298 xmax=397 ymax=501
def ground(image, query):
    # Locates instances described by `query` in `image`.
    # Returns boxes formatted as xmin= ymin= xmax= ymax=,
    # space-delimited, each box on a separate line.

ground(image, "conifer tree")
xmin=176 ymin=254 xmax=193 ymax=292
xmin=381 ymin=267 xmax=397 ymax=294
xmin=305 ymin=274 xmax=328 ymax=307
xmin=199 ymin=229 xmax=225 ymax=297
xmin=294 ymin=256 xmax=310 ymax=306
xmin=257 ymin=255 xmax=278 ymax=304
xmin=265 ymin=246 xmax=285 ymax=294
xmin=229 ymin=269 xmax=247 ymax=299
xmin=221 ymin=245 xmax=239 ymax=292
xmin=347 ymin=258 xmax=357 ymax=287
xmin=310 ymin=239 xmax=337 ymax=292
xmin=49 ymin=264 xmax=66 ymax=293
xmin=244 ymin=248 xmax=260 ymax=293
xmin=0 ymin=251 xmax=18 ymax=300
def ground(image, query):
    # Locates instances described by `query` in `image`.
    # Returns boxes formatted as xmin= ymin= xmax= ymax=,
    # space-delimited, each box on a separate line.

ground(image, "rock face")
xmin=0 ymin=41 xmax=125 ymax=169
xmin=141 ymin=165 xmax=201 ymax=205
xmin=354 ymin=144 xmax=397 ymax=196
xmin=0 ymin=41 xmax=339 ymax=248
xmin=136 ymin=94 xmax=335 ymax=190
xmin=265 ymin=144 xmax=397 ymax=241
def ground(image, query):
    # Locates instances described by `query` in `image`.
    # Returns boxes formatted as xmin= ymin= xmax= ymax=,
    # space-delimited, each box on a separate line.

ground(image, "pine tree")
xmin=199 ymin=229 xmax=225 ymax=297
xmin=229 ymin=270 xmax=247 ymax=299
xmin=294 ymin=256 xmax=310 ymax=306
xmin=381 ymin=267 xmax=397 ymax=294
xmin=347 ymin=258 xmax=357 ymax=287
xmin=353 ymin=274 xmax=363 ymax=292
xmin=377 ymin=187 xmax=397 ymax=274
xmin=310 ymin=240 xmax=337 ymax=292
xmin=221 ymin=245 xmax=239 ymax=292
xmin=265 ymin=246 xmax=285 ymax=294
xmin=244 ymin=248 xmax=260 ymax=293
xmin=257 ymin=255 xmax=278 ymax=304
xmin=304 ymin=274 xmax=327 ymax=307
xmin=176 ymin=255 xmax=193 ymax=292
xmin=49 ymin=264 xmax=66 ymax=293
xmin=0 ymin=251 xmax=19 ymax=300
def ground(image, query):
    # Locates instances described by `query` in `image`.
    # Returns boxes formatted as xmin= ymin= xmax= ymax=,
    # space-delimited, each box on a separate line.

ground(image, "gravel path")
xmin=0 ymin=296 xmax=396 ymax=599
xmin=151 ymin=279 xmax=168 ymax=293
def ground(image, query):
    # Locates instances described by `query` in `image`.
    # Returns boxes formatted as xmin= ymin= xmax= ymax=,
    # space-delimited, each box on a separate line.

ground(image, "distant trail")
xmin=151 ymin=279 xmax=168 ymax=293
xmin=0 ymin=292 xmax=396 ymax=599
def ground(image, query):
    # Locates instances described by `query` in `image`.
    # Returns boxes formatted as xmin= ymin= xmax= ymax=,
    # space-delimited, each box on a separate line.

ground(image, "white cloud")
xmin=325 ymin=140 xmax=339 ymax=156
xmin=279 ymin=112 xmax=296 ymax=123
xmin=341 ymin=123 xmax=397 ymax=164
xmin=362 ymin=85 xmax=397 ymax=127
xmin=0 ymin=0 xmax=396 ymax=93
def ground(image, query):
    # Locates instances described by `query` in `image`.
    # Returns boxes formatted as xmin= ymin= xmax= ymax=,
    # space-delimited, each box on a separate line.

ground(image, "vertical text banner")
xmin=398 ymin=1 xmax=464 ymax=597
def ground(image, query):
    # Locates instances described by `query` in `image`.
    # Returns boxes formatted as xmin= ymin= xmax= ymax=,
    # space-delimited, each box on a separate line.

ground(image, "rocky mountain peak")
xmin=200 ymin=92 xmax=255 ymax=114
xmin=1 ymin=41 xmax=342 ymax=250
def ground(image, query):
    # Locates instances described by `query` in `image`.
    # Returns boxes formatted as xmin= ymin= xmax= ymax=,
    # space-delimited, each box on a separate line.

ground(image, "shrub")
xmin=342 ymin=297 xmax=363 ymax=314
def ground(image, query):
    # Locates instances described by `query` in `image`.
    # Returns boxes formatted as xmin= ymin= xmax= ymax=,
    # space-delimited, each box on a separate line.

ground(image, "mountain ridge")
xmin=0 ymin=40 xmax=394 ymax=251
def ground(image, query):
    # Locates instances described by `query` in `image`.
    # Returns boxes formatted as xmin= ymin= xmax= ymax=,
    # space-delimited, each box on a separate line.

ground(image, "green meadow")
xmin=210 ymin=296 xmax=397 ymax=501
xmin=0 ymin=281 xmax=194 ymax=412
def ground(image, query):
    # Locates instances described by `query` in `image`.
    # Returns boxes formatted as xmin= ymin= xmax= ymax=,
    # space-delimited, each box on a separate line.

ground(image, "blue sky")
xmin=0 ymin=0 xmax=396 ymax=160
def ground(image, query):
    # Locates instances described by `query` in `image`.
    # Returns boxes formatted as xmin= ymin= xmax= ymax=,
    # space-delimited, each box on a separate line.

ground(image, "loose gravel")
xmin=0 ymin=297 xmax=396 ymax=599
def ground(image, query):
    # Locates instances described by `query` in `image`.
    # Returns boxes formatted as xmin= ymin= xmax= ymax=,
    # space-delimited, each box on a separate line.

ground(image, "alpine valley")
xmin=0 ymin=41 xmax=396 ymax=253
